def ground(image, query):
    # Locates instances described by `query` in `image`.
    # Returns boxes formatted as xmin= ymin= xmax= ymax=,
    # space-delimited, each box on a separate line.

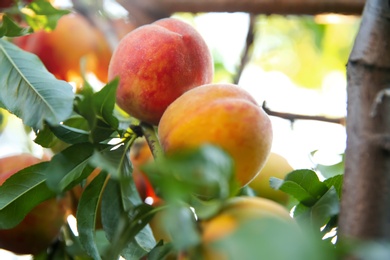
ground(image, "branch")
xmin=262 ymin=102 xmax=346 ymax=125
xmin=119 ymin=0 xmax=365 ymax=15
xmin=234 ymin=13 xmax=255 ymax=84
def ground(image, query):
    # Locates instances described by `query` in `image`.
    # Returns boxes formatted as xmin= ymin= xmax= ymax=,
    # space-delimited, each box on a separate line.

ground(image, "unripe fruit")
xmin=249 ymin=152 xmax=294 ymax=204
xmin=158 ymin=83 xmax=273 ymax=188
xmin=0 ymin=154 xmax=70 ymax=255
xmin=109 ymin=17 xmax=213 ymax=125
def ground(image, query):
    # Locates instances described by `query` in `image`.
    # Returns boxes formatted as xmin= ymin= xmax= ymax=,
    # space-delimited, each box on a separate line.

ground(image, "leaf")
xmin=310 ymin=186 xmax=340 ymax=227
xmin=101 ymin=179 xmax=156 ymax=260
xmin=160 ymin=204 xmax=200 ymax=251
xmin=146 ymin=241 xmax=174 ymax=260
xmin=142 ymin=144 xmax=237 ymax=202
xmin=49 ymin=123 xmax=90 ymax=144
xmin=45 ymin=143 xmax=95 ymax=192
xmin=0 ymin=15 xmax=33 ymax=38
xmin=24 ymin=0 xmax=70 ymax=31
xmin=77 ymin=171 xmax=108 ymax=260
xmin=270 ymin=169 xmax=328 ymax=206
xmin=210 ymin=217 xmax=336 ymax=260
xmin=324 ymin=174 xmax=343 ymax=198
xmin=0 ymin=162 xmax=56 ymax=229
xmin=316 ymin=160 xmax=344 ymax=179
xmin=93 ymin=78 xmax=119 ymax=129
xmin=0 ymin=39 xmax=74 ymax=129
xmin=75 ymin=80 xmax=118 ymax=143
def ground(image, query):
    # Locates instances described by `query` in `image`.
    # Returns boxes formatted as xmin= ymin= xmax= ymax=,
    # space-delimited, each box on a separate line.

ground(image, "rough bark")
xmin=339 ymin=0 xmax=390 ymax=242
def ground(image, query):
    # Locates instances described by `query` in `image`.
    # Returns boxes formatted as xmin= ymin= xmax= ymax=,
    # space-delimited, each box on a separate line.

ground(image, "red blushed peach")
xmin=0 ymin=154 xmax=70 ymax=255
xmin=109 ymin=17 xmax=213 ymax=125
xmin=158 ymin=83 xmax=273 ymax=188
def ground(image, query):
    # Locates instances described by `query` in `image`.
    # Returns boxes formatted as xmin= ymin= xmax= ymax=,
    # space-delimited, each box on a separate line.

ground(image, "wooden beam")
xmin=119 ymin=0 xmax=365 ymax=18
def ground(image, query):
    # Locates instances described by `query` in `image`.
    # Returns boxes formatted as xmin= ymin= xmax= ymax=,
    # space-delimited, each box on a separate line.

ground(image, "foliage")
xmin=0 ymin=1 xmax=377 ymax=260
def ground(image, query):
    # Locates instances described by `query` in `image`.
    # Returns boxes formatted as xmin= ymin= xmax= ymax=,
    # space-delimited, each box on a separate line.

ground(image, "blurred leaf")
xmin=44 ymin=143 xmax=95 ymax=192
xmin=77 ymin=171 xmax=108 ymax=260
xmin=0 ymin=162 xmax=56 ymax=229
xmin=324 ymin=174 xmax=343 ymax=198
xmin=25 ymin=0 xmax=70 ymax=31
xmin=317 ymin=160 xmax=344 ymax=179
xmin=270 ymin=169 xmax=328 ymax=206
xmin=142 ymin=144 xmax=238 ymax=202
xmin=145 ymin=241 xmax=174 ymax=260
xmin=161 ymin=204 xmax=201 ymax=251
xmin=310 ymin=186 xmax=340 ymax=227
xmin=209 ymin=217 xmax=336 ymax=260
xmin=0 ymin=39 xmax=74 ymax=129
xmin=0 ymin=15 xmax=32 ymax=37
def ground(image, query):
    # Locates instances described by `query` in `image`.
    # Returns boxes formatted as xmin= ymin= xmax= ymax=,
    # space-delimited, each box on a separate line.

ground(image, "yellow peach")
xmin=158 ymin=83 xmax=273 ymax=187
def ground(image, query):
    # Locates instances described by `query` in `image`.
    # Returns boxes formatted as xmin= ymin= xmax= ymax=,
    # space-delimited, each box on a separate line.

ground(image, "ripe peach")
xmin=109 ymin=17 xmax=213 ymax=125
xmin=158 ymin=83 xmax=273 ymax=188
xmin=13 ymin=13 xmax=98 ymax=87
xmin=249 ymin=152 xmax=294 ymax=205
xmin=0 ymin=154 xmax=70 ymax=255
xmin=201 ymin=196 xmax=294 ymax=259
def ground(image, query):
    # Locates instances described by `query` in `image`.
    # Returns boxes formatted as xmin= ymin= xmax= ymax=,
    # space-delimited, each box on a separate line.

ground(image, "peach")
xmin=158 ymin=83 xmax=273 ymax=187
xmin=0 ymin=154 xmax=70 ymax=255
xmin=13 ymin=13 xmax=101 ymax=87
xmin=201 ymin=196 xmax=294 ymax=260
xmin=249 ymin=152 xmax=294 ymax=205
xmin=109 ymin=17 xmax=213 ymax=125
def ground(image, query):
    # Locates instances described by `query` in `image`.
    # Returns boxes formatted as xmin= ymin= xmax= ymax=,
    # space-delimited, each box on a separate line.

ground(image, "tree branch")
xmin=262 ymin=102 xmax=346 ymax=125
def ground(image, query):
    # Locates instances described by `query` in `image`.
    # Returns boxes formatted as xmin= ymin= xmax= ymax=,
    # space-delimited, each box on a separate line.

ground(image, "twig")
xmin=234 ymin=13 xmax=256 ymax=84
xmin=262 ymin=101 xmax=346 ymax=125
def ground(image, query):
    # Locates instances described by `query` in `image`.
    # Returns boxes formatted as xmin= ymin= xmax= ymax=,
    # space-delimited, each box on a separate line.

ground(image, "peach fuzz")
xmin=109 ymin=17 xmax=213 ymax=125
xmin=158 ymin=83 xmax=273 ymax=187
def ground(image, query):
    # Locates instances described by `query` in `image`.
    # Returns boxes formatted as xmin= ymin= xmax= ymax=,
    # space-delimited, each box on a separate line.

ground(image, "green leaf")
xmin=93 ymin=78 xmax=119 ymax=130
xmin=0 ymin=15 xmax=33 ymax=38
xmin=160 ymin=204 xmax=200 ymax=251
xmin=142 ymin=144 xmax=237 ymax=202
xmin=49 ymin=123 xmax=90 ymax=144
xmin=316 ymin=159 xmax=344 ymax=179
xmin=310 ymin=186 xmax=340 ymax=227
xmin=77 ymin=171 xmax=108 ymax=260
xmin=146 ymin=241 xmax=174 ymax=260
xmin=324 ymin=174 xmax=343 ymax=198
xmin=0 ymin=162 xmax=56 ymax=229
xmin=75 ymin=81 xmax=118 ymax=143
xmin=45 ymin=143 xmax=95 ymax=192
xmin=0 ymin=39 xmax=74 ymax=129
xmin=25 ymin=0 xmax=70 ymax=31
xmin=101 ymin=179 xmax=156 ymax=260
xmin=270 ymin=169 xmax=328 ymax=206
xmin=209 ymin=217 xmax=336 ymax=260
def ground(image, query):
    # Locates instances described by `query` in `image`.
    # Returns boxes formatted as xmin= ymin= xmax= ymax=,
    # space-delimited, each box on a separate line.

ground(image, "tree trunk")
xmin=339 ymin=0 xmax=390 ymax=243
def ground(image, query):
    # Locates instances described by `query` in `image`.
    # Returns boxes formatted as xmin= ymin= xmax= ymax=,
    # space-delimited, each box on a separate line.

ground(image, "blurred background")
xmin=0 ymin=0 xmax=361 ymax=258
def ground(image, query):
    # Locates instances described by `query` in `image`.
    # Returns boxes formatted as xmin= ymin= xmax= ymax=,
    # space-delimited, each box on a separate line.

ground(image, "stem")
xmin=139 ymin=122 xmax=164 ymax=161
